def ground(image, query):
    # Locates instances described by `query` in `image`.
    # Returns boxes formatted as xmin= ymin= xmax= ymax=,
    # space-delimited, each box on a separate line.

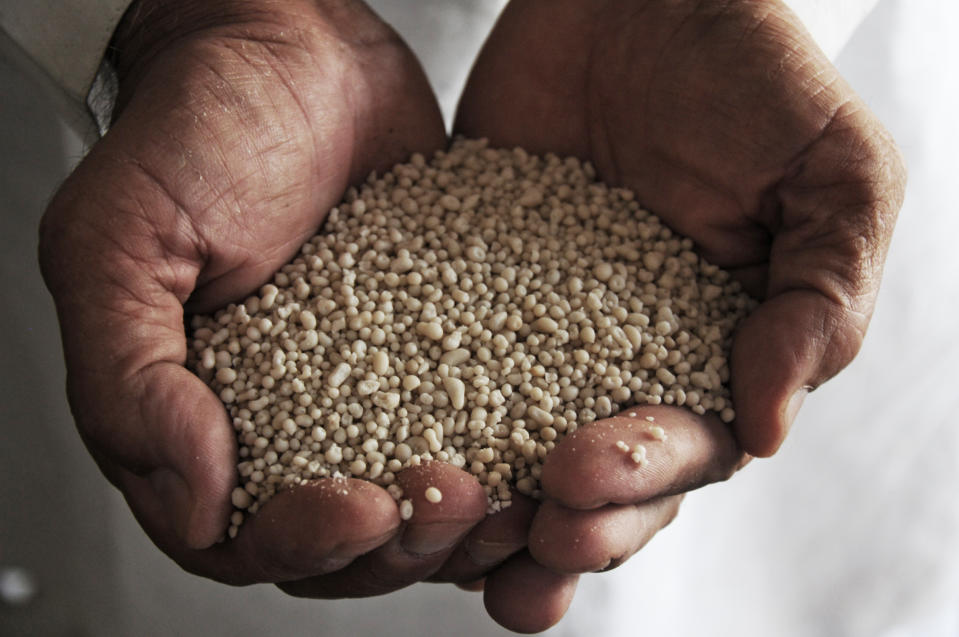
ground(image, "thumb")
xmin=732 ymin=103 xmax=906 ymax=457
xmin=39 ymin=150 xmax=236 ymax=549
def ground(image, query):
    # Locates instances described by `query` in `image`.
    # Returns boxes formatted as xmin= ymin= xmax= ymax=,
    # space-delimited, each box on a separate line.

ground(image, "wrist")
xmin=108 ymin=0 xmax=374 ymax=110
xmin=110 ymin=1 xmax=255 ymax=81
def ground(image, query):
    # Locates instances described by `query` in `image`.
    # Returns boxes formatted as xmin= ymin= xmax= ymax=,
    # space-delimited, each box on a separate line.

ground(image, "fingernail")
xmin=149 ymin=468 xmax=194 ymax=546
xmin=464 ymin=539 xmax=518 ymax=568
xmin=401 ymin=522 xmax=466 ymax=557
xmin=784 ymin=387 xmax=808 ymax=428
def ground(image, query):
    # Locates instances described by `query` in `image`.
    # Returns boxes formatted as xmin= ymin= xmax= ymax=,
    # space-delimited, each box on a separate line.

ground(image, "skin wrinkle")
xmin=280 ymin=541 xmax=421 ymax=597
xmin=591 ymin=12 xmax=754 ymax=215
xmin=178 ymin=72 xmax=288 ymax=237
xmin=111 ymin=1 xmax=324 ymax=103
xmin=70 ymin=358 xmax=173 ymax=475
xmin=191 ymin=46 xmax=282 ymax=162
xmin=134 ymin=364 xmax=192 ymax=468
xmin=51 ymin=196 xmax=202 ymax=471
xmin=773 ymin=120 xmax=890 ymax=316
xmin=197 ymin=31 xmax=403 ymax=238
xmin=794 ymin=289 xmax=857 ymax=389
xmin=735 ymin=6 xmax=777 ymax=51
xmin=124 ymin=41 xmax=332 ymax=297
xmin=117 ymin=161 xmax=209 ymax=298
xmin=801 ymin=301 xmax=848 ymax=390
xmin=125 ymin=33 xmax=343 ymax=246
xmin=80 ymin=238 xmax=182 ymax=324
xmin=219 ymin=33 xmax=323 ymax=160
xmin=533 ymin=496 xmax=682 ymax=574
xmin=59 ymin=298 xmax=183 ymax=387
xmin=587 ymin=4 xmax=840 ymax=276
xmin=773 ymin=212 xmax=874 ymax=305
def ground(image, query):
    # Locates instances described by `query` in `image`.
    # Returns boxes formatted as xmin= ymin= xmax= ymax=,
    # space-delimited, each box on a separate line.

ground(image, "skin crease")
xmin=36 ymin=0 xmax=905 ymax=634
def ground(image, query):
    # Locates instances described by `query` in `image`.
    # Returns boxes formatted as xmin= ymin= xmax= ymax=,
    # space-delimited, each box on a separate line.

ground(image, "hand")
xmin=38 ymin=0 xmax=494 ymax=592
xmin=455 ymin=0 xmax=905 ymax=630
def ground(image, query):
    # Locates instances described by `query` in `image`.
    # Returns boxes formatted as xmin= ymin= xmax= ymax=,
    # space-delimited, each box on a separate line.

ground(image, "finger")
xmin=39 ymin=166 xmax=236 ymax=550
xmin=483 ymin=551 xmax=579 ymax=634
xmin=277 ymin=461 xmax=487 ymax=598
xmin=528 ymin=496 xmax=682 ymax=574
xmin=119 ymin=475 xmax=400 ymax=585
xmin=540 ymin=406 xmax=743 ymax=510
xmin=429 ymin=492 xmax=538 ymax=584
xmin=733 ymin=105 xmax=906 ymax=457
xmin=456 ymin=578 xmax=486 ymax=592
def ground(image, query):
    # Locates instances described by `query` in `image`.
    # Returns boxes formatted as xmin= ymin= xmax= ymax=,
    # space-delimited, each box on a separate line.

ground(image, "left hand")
xmin=453 ymin=0 xmax=906 ymax=631
xmin=39 ymin=0 xmax=485 ymax=594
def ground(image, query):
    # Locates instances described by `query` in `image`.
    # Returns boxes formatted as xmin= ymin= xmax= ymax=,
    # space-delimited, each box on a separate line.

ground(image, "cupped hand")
xmin=457 ymin=0 xmax=906 ymax=457
xmin=454 ymin=0 xmax=905 ymax=631
xmin=37 ymin=0 xmax=491 ymax=591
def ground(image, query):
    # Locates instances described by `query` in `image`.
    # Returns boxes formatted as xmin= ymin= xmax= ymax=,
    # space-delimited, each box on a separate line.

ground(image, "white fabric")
xmin=3 ymin=1 xmax=957 ymax=636
xmin=0 ymin=0 xmax=131 ymax=102
xmin=0 ymin=0 xmax=876 ymax=140
xmin=787 ymin=0 xmax=880 ymax=60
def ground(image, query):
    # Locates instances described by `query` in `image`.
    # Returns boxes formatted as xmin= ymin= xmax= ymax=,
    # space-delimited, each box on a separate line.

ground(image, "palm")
xmin=104 ymin=11 xmax=446 ymax=311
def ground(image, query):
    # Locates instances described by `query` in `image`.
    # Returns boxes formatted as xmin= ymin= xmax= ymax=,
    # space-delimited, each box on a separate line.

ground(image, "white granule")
xmin=630 ymin=444 xmax=648 ymax=466
xmin=647 ymin=425 xmax=667 ymax=441
xmin=424 ymin=487 xmax=443 ymax=504
xmin=187 ymin=139 xmax=755 ymax=536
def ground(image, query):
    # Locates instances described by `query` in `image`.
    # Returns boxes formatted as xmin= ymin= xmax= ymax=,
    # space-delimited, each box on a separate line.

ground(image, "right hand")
xmin=39 ymin=0 xmax=495 ymax=592
xmin=451 ymin=0 xmax=905 ymax=630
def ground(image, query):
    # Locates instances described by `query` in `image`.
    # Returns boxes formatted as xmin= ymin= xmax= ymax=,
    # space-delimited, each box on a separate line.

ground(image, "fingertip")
xmin=395 ymin=461 xmax=487 ymax=526
xmin=730 ymin=281 xmax=871 ymax=458
xmin=484 ymin=552 xmax=578 ymax=634
xmin=456 ymin=578 xmax=486 ymax=592
xmin=731 ymin=407 xmax=786 ymax=458
xmin=541 ymin=407 xmax=738 ymax=509
xmin=540 ymin=418 xmax=647 ymax=509
xmin=396 ymin=461 xmax=487 ymax=557
xmin=733 ymin=389 xmax=804 ymax=458
xmin=243 ymin=478 xmax=400 ymax=580
xmin=273 ymin=466 xmax=488 ymax=597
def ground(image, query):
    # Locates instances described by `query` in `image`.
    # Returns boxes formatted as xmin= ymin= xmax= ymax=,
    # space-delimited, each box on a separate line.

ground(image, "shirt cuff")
xmin=0 ymin=0 xmax=132 ymax=131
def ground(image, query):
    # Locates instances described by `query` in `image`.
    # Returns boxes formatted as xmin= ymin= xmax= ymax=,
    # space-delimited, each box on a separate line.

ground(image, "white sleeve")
xmin=785 ymin=0 xmax=881 ymax=60
xmin=0 ymin=0 xmax=132 ymax=103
